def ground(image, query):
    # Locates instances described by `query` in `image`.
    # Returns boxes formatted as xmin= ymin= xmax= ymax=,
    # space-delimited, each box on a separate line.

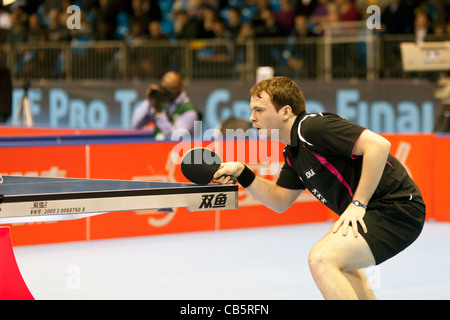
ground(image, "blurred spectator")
xmin=127 ymin=19 xmax=170 ymax=79
xmin=308 ymin=0 xmax=343 ymax=35
xmin=125 ymin=18 xmax=148 ymax=44
xmin=205 ymin=17 xmax=233 ymax=58
xmin=27 ymin=13 xmax=47 ymax=43
xmin=249 ymin=0 xmax=273 ymax=36
xmin=414 ymin=7 xmax=431 ymax=43
xmin=131 ymin=0 xmax=148 ymax=36
xmin=276 ymin=0 xmax=296 ymax=34
xmin=94 ymin=0 xmax=118 ymax=40
xmin=194 ymin=17 xmax=234 ymax=78
xmin=59 ymin=0 xmax=75 ymax=30
xmin=54 ymin=0 xmax=94 ymax=42
xmin=131 ymin=0 xmax=162 ymax=38
xmin=96 ymin=19 xmax=118 ymax=40
xmin=0 ymin=7 xmax=10 ymax=44
xmin=211 ymin=17 xmax=232 ymax=40
xmin=173 ymin=9 xmax=199 ymax=39
xmin=292 ymin=14 xmax=316 ymax=37
xmin=226 ymin=6 xmax=242 ymax=39
xmin=236 ymin=22 xmax=255 ymax=42
xmin=234 ymin=22 xmax=254 ymax=78
xmin=381 ymin=0 xmax=414 ymax=34
xmin=336 ymin=0 xmax=360 ymax=21
xmin=444 ymin=21 xmax=450 ymax=37
xmin=5 ymin=7 xmax=27 ymax=46
xmin=126 ymin=19 xmax=149 ymax=79
xmin=295 ymin=0 xmax=318 ymax=18
xmin=171 ymin=0 xmax=190 ymax=13
xmin=47 ymin=8 xmax=71 ymax=42
xmin=135 ymin=20 xmax=171 ymax=79
xmin=116 ymin=13 xmax=131 ymax=40
xmin=197 ymin=5 xmax=217 ymax=38
xmin=148 ymin=20 xmax=169 ymax=40
xmin=310 ymin=0 xmax=330 ymax=25
xmin=430 ymin=0 xmax=446 ymax=34
xmin=141 ymin=0 xmax=162 ymax=22
xmin=284 ymin=14 xmax=317 ymax=77
xmin=42 ymin=0 xmax=64 ymax=16
xmin=434 ymin=17 xmax=450 ymax=37
xmin=78 ymin=0 xmax=98 ymax=13
xmin=413 ymin=1 xmax=444 ymax=35
xmin=0 ymin=5 xmax=12 ymax=30
xmin=69 ymin=10 xmax=95 ymax=42
xmin=20 ymin=13 xmax=51 ymax=79
xmin=185 ymin=0 xmax=208 ymax=21
xmin=325 ymin=1 xmax=340 ymax=24
xmin=2 ymin=0 xmax=445 ymax=82
xmin=254 ymin=7 xmax=284 ymax=73
xmin=256 ymin=7 xmax=283 ymax=37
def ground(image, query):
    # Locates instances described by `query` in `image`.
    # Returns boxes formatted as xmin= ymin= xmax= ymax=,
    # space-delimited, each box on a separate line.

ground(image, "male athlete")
xmin=213 ymin=77 xmax=426 ymax=299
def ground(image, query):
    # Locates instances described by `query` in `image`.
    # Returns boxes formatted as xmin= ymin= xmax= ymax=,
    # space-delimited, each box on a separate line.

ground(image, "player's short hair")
xmin=250 ymin=76 xmax=306 ymax=115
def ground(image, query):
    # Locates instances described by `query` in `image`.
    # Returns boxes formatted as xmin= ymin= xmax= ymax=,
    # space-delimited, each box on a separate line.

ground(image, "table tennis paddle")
xmin=181 ymin=147 xmax=222 ymax=185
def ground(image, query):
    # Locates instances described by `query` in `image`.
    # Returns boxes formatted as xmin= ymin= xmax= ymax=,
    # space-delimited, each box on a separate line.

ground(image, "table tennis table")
xmin=0 ymin=175 xmax=238 ymax=225
xmin=0 ymin=175 xmax=238 ymax=299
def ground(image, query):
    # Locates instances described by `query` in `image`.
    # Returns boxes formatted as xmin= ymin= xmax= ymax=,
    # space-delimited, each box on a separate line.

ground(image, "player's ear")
xmin=279 ymin=105 xmax=292 ymax=119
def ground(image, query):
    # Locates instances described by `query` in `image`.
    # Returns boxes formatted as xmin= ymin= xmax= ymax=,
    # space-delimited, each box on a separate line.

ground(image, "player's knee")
xmin=308 ymin=245 xmax=324 ymax=272
xmin=308 ymin=244 xmax=336 ymax=276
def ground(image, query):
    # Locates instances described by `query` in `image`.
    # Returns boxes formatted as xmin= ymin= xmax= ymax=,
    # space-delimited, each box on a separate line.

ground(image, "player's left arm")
xmin=333 ymin=129 xmax=391 ymax=237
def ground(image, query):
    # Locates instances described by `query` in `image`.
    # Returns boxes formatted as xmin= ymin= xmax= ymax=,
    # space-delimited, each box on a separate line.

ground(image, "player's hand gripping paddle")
xmin=181 ymin=147 xmax=222 ymax=185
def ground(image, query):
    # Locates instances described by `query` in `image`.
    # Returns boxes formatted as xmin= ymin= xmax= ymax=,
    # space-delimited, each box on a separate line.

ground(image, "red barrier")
xmin=434 ymin=135 xmax=450 ymax=222
xmin=0 ymin=227 xmax=34 ymax=300
xmin=87 ymin=140 xmax=329 ymax=240
xmin=0 ymin=133 xmax=448 ymax=246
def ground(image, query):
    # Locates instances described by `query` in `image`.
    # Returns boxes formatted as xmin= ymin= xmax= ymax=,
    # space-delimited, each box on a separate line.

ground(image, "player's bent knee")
xmin=308 ymin=245 xmax=334 ymax=275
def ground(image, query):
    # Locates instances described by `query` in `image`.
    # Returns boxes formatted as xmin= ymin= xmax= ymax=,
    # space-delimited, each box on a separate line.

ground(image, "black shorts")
xmin=358 ymin=195 xmax=426 ymax=265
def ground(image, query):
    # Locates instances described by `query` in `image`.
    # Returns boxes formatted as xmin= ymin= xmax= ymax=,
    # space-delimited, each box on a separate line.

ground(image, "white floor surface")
xmin=12 ymin=221 xmax=450 ymax=300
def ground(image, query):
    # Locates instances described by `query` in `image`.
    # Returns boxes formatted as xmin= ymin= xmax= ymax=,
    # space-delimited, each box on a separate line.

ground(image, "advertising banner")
xmin=1 ymin=133 xmax=447 ymax=246
xmin=433 ymin=135 xmax=450 ymax=222
xmin=10 ymin=79 xmax=439 ymax=134
xmin=0 ymin=139 xmax=329 ymax=246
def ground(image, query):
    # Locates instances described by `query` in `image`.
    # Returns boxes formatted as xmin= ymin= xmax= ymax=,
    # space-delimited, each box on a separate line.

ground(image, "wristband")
xmin=351 ymin=200 xmax=367 ymax=209
xmin=237 ymin=165 xmax=256 ymax=188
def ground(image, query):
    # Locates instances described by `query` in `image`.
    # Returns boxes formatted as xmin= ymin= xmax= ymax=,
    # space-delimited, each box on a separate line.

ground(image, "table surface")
xmin=0 ymin=175 xmax=238 ymax=224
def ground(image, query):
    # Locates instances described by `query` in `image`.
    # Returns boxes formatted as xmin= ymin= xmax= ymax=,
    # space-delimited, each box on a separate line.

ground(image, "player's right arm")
xmin=213 ymin=162 xmax=302 ymax=213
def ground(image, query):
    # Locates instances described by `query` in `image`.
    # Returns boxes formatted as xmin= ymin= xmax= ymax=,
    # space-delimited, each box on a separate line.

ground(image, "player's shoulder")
xmin=298 ymin=112 xmax=338 ymax=132
xmin=296 ymin=112 xmax=345 ymax=145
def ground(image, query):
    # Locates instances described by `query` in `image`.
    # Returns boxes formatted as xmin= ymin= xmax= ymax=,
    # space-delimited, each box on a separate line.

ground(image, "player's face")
xmin=249 ymin=92 xmax=283 ymax=140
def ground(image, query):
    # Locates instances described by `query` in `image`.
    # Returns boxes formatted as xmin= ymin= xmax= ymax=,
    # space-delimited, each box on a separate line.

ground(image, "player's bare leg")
xmin=343 ymin=269 xmax=377 ymax=300
xmin=308 ymin=227 xmax=376 ymax=300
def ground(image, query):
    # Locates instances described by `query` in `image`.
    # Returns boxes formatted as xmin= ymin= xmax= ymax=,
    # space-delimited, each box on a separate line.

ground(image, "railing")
xmin=1 ymin=21 xmax=449 ymax=82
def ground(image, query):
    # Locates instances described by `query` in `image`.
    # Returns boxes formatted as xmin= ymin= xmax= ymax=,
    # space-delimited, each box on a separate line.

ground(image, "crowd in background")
xmin=1 ymin=0 xmax=450 ymax=46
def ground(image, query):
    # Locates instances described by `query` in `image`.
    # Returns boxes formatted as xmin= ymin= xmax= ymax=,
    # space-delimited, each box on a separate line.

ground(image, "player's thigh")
xmin=310 ymin=226 xmax=375 ymax=272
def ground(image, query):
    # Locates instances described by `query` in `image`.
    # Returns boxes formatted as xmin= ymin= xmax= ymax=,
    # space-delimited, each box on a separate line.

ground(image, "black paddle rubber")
xmin=181 ymin=147 xmax=221 ymax=184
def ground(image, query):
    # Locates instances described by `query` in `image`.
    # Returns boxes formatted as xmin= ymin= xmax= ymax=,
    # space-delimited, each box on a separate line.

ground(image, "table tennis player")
xmin=213 ymin=76 xmax=426 ymax=300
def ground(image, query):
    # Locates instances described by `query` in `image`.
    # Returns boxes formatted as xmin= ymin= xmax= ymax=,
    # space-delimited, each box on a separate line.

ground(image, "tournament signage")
xmin=10 ymin=79 xmax=438 ymax=134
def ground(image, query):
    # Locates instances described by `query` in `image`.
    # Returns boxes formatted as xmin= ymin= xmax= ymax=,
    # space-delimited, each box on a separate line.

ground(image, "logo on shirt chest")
xmin=304 ymin=168 xmax=315 ymax=179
